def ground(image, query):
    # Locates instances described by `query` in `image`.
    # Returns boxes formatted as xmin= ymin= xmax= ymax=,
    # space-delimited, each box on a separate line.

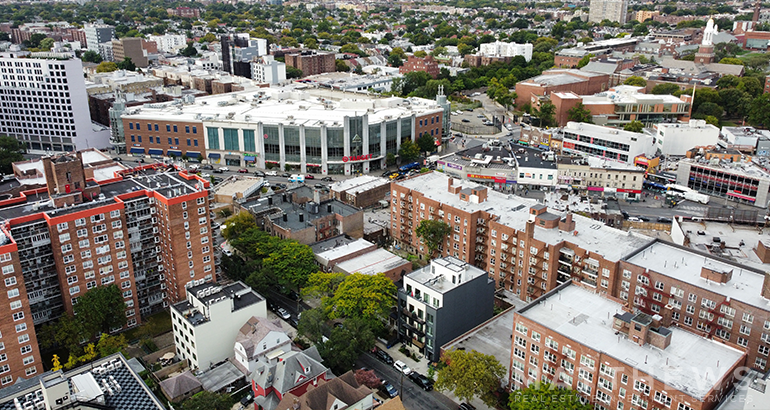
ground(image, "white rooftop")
xmin=80 ymin=149 xmax=112 ymax=165
xmin=582 ymin=86 xmax=684 ymax=105
xmin=625 ymin=240 xmax=770 ymax=310
xmin=406 ymin=256 xmax=488 ymax=294
xmin=521 ymin=285 xmax=745 ymax=400
xmin=563 ymin=121 xmax=654 ymax=144
xmin=121 ymin=87 xmax=443 ymax=127
xmin=92 ymin=165 xmax=127 ymax=182
xmin=331 ymin=175 xmax=384 ymax=192
xmin=397 ymin=173 xmax=652 ymax=262
xmin=335 ymin=248 xmax=408 ymax=275
xmin=314 ymin=238 xmax=374 ymax=263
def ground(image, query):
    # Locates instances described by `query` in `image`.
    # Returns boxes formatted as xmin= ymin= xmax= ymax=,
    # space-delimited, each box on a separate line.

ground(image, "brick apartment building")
xmin=112 ymin=37 xmax=157 ymax=68
xmin=284 ymin=51 xmax=336 ymax=77
xmin=122 ymin=117 xmax=206 ymax=160
xmin=514 ymin=69 xmax=610 ymax=108
xmin=399 ymin=55 xmax=440 ymax=79
xmin=0 ymin=151 xmax=215 ymax=384
xmin=393 ymin=172 xmax=770 ymax=374
xmin=511 ymin=283 xmax=746 ymax=410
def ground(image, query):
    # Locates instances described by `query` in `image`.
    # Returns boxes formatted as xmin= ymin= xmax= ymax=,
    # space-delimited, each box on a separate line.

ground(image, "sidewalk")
xmin=372 ymin=340 xmax=494 ymax=410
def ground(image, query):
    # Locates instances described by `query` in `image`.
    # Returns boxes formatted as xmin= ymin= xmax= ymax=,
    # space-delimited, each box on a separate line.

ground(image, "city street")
xmin=356 ymin=352 xmax=458 ymax=410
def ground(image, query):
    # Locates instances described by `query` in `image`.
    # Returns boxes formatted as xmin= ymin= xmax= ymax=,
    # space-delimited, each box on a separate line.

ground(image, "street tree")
xmin=416 ymin=219 xmax=451 ymax=258
xmin=74 ymin=284 xmax=127 ymax=338
xmin=417 ymin=133 xmax=436 ymax=154
xmin=719 ymin=57 xmax=744 ymax=65
xmin=509 ymin=382 xmax=592 ymax=410
xmin=623 ymin=120 xmax=644 ymax=133
xmin=297 ymin=307 xmax=326 ymax=343
xmin=566 ymin=103 xmax=593 ymax=123
xmin=96 ymin=333 xmax=127 ymax=357
xmin=116 ymin=57 xmax=136 ymax=71
xmin=303 ymin=271 xmax=346 ymax=299
xmin=81 ymin=50 xmax=103 ymax=63
xmin=318 ymin=323 xmax=361 ymax=373
xmin=221 ymin=212 xmax=256 ymax=241
xmin=435 ymin=349 xmax=506 ymax=406
xmin=0 ymin=136 xmax=26 ymax=174
xmin=536 ymin=102 xmax=557 ymax=128
xmin=263 ymin=241 xmax=317 ymax=293
xmin=355 ymin=369 xmax=382 ymax=389
xmin=650 ymin=83 xmax=680 ymax=95
xmin=398 ymin=139 xmax=420 ymax=162
xmin=749 ymin=93 xmax=770 ymax=126
xmin=180 ymin=42 xmax=198 ymax=57
xmin=325 ymin=273 xmax=396 ymax=324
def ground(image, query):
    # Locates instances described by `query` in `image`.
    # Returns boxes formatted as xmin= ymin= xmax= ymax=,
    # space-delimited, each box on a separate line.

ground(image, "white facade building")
xmin=560 ymin=121 xmax=656 ymax=164
xmin=478 ymin=41 xmax=533 ymax=62
xmin=98 ymin=42 xmax=114 ymax=62
xmin=147 ymin=34 xmax=188 ymax=53
xmin=721 ymin=126 xmax=770 ymax=151
xmin=234 ymin=316 xmax=292 ymax=375
xmin=83 ymin=23 xmax=115 ymax=52
xmin=654 ymin=120 xmax=720 ymax=156
xmin=170 ymin=281 xmax=267 ymax=370
xmin=251 ymin=55 xmax=286 ymax=85
xmin=0 ymin=52 xmax=110 ymax=153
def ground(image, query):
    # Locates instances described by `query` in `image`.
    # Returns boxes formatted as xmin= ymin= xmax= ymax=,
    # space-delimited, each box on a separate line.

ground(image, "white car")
xmin=277 ymin=307 xmax=291 ymax=320
xmin=218 ymin=166 xmax=230 ymax=172
xmin=266 ymin=171 xmax=278 ymax=176
xmin=393 ymin=360 xmax=412 ymax=375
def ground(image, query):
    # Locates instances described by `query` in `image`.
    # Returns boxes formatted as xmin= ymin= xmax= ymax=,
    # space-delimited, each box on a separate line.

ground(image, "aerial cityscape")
xmin=0 ymin=0 xmax=770 ymax=409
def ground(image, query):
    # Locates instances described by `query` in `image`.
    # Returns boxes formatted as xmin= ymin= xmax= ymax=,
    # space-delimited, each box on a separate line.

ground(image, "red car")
xmin=237 ymin=168 xmax=248 ymax=173
xmin=305 ymin=174 xmax=315 ymax=179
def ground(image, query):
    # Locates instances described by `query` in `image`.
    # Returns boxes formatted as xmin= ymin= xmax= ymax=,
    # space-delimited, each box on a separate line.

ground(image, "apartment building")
xmin=284 ymin=50 xmax=336 ymax=77
xmin=83 ymin=23 xmax=115 ymax=52
xmin=170 ymin=281 xmax=266 ymax=370
xmin=112 ymin=37 xmax=155 ymax=68
xmin=588 ymin=0 xmax=628 ymax=23
xmin=0 ymin=52 xmax=110 ymax=153
xmin=511 ymin=283 xmax=746 ymax=410
xmin=251 ymin=55 xmax=286 ymax=85
xmin=397 ymin=172 xmax=770 ymax=376
xmin=122 ymin=113 xmax=205 ymax=160
xmin=391 ymin=173 xmax=652 ymax=300
xmin=0 ymin=151 xmax=215 ymax=383
xmin=147 ymin=34 xmax=187 ymax=53
xmin=559 ymin=121 xmax=656 ymax=164
xmin=398 ymin=257 xmax=494 ymax=361
xmin=399 ymin=55 xmax=440 ymax=79
xmin=676 ymin=159 xmax=770 ymax=207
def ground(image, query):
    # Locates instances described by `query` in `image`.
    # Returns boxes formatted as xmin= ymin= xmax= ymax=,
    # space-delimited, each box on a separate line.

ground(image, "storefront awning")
xmin=130 ymin=148 xmax=145 ymax=154
xmin=224 ymin=155 xmax=240 ymax=160
xmin=186 ymin=152 xmax=201 ymax=158
xmin=148 ymin=149 xmax=163 ymax=156
xmin=167 ymin=150 xmax=182 ymax=156
xmin=208 ymin=153 xmax=220 ymax=159
xmin=244 ymin=156 xmax=256 ymax=161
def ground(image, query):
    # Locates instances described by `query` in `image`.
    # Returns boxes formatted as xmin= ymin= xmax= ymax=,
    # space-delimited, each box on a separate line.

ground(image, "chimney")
xmin=756 ymin=240 xmax=770 ymax=263
xmin=327 ymin=204 xmax=332 ymax=213
xmin=660 ymin=305 xmax=673 ymax=328
xmin=283 ymin=214 xmax=288 ymax=222
xmin=762 ymin=273 xmax=770 ymax=300
xmin=525 ymin=220 xmax=535 ymax=239
xmin=559 ymin=213 xmax=576 ymax=231
xmin=448 ymin=177 xmax=453 ymax=190
xmin=299 ymin=214 xmax=304 ymax=222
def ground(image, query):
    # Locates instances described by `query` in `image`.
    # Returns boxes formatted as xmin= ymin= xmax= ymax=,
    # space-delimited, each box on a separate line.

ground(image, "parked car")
xmin=381 ymin=381 xmax=398 ymax=398
xmin=289 ymin=317 xmax=299 ymax=328
xmin=305 ymin=174 xmax=315 ymax=179
xmin=627 ymin=217 xmax=642 ymax=222
xmin=461 ymin=119 xmax=470 ymax=123
xmin=459 ymin=403 xmax=476 ymax=410
xmin=276 ymin=307 xmax=291 ymax=320
xmin=201 ymin=165 xmax=214 ymax=170
xmin=237 ymin=168 xmax=248 ymax=173
xmin=657 ymin=217 xmax=673 ymax=223
xmin=393 ymin=360 xmax=412 ymax=375
xmin=373 ymin=348 xmax=394 ymax=365
xmin=274 ymin=183 xmax=287 ymax=190
xmin=254 ymin=170 xmax=265 ymax=177
xmin=223 ymin=248 xmax=233 ymax=257
xmin=266 ymin=170 xmax=278 ymax=176
xmin=218 ymin=166 xmax=230 ymax=173
xmin=314 ymin=183 xmax=325 ymax=189
xmin=322 ymin=176 xmax=333 ymax=182
xmin=637 ymin=216 xmax=650 ymax=222
xmin=281 ymin=172 xmax=290 ymax=177
xmin=409 ymin=372 xmax=434 ymax=391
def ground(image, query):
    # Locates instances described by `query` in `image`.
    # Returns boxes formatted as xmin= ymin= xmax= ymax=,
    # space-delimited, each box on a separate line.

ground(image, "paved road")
xmin=357 ymin=353 xmax=458 ymax=410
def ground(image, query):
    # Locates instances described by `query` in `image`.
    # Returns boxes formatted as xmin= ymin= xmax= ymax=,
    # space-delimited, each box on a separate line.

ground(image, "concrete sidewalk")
xmin=373 ymin=340 xmax=494 ymax=410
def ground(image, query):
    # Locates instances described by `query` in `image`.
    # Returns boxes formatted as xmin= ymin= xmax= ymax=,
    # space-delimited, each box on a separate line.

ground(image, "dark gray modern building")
xmin=397 ymin=256 xmax=495 ymax=362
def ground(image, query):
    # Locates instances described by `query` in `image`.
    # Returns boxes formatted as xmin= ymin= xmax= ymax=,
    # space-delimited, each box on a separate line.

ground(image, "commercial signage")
xmin=446 ymin=163 xmax=462 ymax=170
xmin=467 ymin=174 xmax=494 ymax=180
xmin=342 ymin=154 xmax=372 ymax=162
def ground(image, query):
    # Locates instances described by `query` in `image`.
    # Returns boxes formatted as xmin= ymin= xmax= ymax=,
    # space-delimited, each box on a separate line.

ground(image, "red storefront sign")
xmin=342 ymin=154 xmax=373 ymax=163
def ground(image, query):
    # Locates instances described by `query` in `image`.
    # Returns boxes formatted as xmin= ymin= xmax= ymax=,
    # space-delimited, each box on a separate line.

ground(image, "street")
xmin=356 ymin=352 xmax=458 ymax=410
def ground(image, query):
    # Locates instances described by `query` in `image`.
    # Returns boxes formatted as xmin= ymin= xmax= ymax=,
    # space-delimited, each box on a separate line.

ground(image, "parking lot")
xmin=450 ymin=108 xmax=499 ymax=135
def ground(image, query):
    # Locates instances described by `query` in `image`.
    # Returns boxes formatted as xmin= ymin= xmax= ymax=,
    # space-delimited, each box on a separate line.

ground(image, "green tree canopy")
xmin=435 ymin=349 xmax=506 ymax=406
xmin=416 ymin=219 xmax=451 ymax=258
xmin=749 ymin=93 xmax=770 ymax=126
xmin=566 ymin=102 xmax=593 ymax=124
xmin=413 ymin=50 xmax=427 ymax=58
xmin=222 ymin=212 xmax=256 ymax=241
xmin=74 ymin=284 xmax=127 ymax=338
xmin=180 ymin=391 xmax=234 ymax=410
xmin=38 ymin=37 xmax=55 ymax=51
xmin=116 ymin=57 xmax=136 ymax=71
xmin=81 ymin=50 xmax=103 ymax=63
xmin=417 ymin=133 xmax=436 ymax=153
xmin=398 ymin=139 xmax=420 ymax=162
xmin=96 ymin=61 xmax=118 ymax=73
xmin=650 ymin=83 xmax=680 ymax=95
xmin=180 ymin=42 xmax=198 ymax=57
xmin=719 ymin=57 xmax=744 ymax=65
xmin=0 ymin=136 xmax=26 ymax=174
xmin=303 ymin=271 xmax=346 ymax=299
xmin=623 ymin=76 xmax=647 ymax=87
xmin=719 ymin=88 xmax=751 ymax=118
xmin=509 ymin=382 xmax=593 ymax=410
xmin=318 ymin=317 xmax=375 ymax=374
xmin=263 ymin=241 xmax=317 ymax=292
xmin=286 ymin=66 xmax=303 ymax=79
xmin=324 ymin=273 xmax=396 ymax=324
xmin=623 ymin=120 xmax=644 ymax=133
xmin=576 ymin=53 xmax=593 ymax=68
xmin=335 ymin=59 xmax=350 ymax=72
xmin=536 ymin=102 xmax=557 ymax=128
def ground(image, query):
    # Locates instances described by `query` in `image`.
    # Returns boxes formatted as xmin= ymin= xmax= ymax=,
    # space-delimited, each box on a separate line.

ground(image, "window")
xmin=7 ymin=289 xmax=19 ymax=299
xmin=516 ymin=323 xmax=528 ymax=335
xmin=20 ymin=345 xmax=30 ymax=354
xmin=759 ymin=345 xmax=770 ymax=356
xmin=580 ymin=355 xmax=595 ymax=369
xmin=9 ymin=301 xmax=20 ymax=310
xmin=743 ymin=312 xmax=754 ymax=323
xmin=654 ymin=391 xmax=672 ymax=407
xmin=18 ymin=334 xmax=29 ymax=344
xmin=634 ymin=380 xmax=650 ymax=395
xmin=4 ymin=277 xmax=15 ymax=286
xmin=600 ymin=363 xmax=615 ymax=378
xmin=578 ymin=368 xmax=593 ymax=382
xmin=15 ymin=323 xmax=26 ymax=333
xmin=562 ymin=346 xmax=576 ymax=360
xmin=1 ymin=266 xmax=13 ymax=276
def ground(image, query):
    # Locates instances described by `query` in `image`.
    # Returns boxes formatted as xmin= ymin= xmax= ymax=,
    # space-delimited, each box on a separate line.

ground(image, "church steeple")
xmin=694 ymin=18 xmax=717 ymax=64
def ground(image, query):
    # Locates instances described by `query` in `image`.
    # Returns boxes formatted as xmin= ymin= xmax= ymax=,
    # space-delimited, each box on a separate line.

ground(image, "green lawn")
xmin=124 ymin=310 xmax=172 ymax=343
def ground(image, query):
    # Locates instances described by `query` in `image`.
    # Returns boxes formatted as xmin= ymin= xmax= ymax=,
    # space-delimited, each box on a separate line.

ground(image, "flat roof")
xmin=314 ymin=237 xmax=374 ymax=262
xmin=335 ymin=248 xmax=409 ymax=275
xmin=443 ymin=307 xmax=516 ymax=373
xmin=407 ymin=256 xmax=487 ymax=294
xmin=121 ymin=87 xmax=443 ymax=127
xmin=214 ymin=177 xmax=264 ymax=198
xmin=397 ymin=173 xmax=652 ymax=262
xmin=330 ymin=175 xmax=388 ymax=193
xmin=520 ymin=285 xmax=745 ymax=400
xmin=675 ymin=221 xmax=767 ymax=272
xmin=625 ymin=240 xmax=769 ymax=310
xmin=563 ymin=121 xmax=655 ymax=144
